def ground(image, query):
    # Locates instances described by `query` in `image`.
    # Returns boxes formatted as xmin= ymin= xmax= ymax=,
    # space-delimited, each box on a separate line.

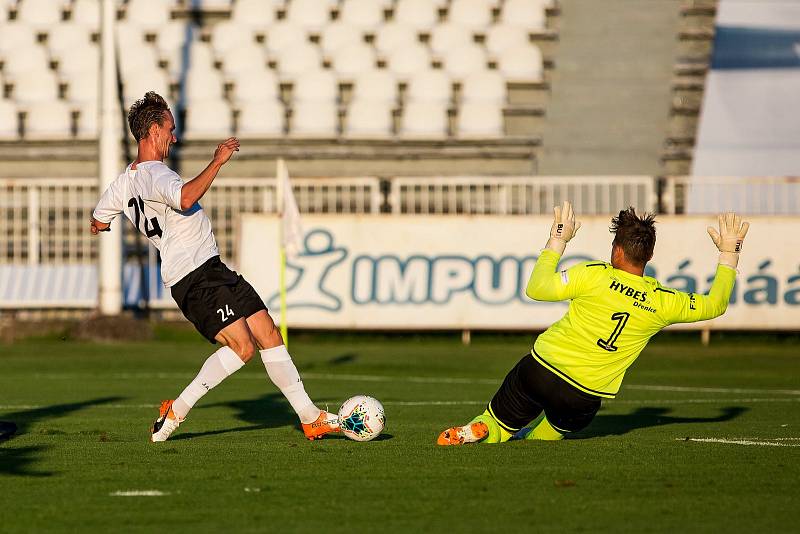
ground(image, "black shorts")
xmin=170 ymin=256 xmax=268 ymax=343
xmin=488 ymin=353 xmax=602 ymax=434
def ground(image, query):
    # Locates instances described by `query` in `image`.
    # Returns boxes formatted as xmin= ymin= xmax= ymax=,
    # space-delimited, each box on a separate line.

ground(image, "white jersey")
xmin=92 ymin=160 xmax=219 ymax=287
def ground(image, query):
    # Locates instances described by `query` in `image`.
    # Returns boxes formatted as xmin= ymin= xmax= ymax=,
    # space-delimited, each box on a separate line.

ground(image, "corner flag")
xmin=276 ymin=158 xmax=302 ymax=346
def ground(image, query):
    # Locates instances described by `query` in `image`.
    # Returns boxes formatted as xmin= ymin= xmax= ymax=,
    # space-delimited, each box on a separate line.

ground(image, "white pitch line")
xmin=626 ymin=384 xmax=800 ymax=396
xmin=110 ymin=490 xmax=169 ymax=497
xmin=678 ymin=438 xmax=800 ymax=448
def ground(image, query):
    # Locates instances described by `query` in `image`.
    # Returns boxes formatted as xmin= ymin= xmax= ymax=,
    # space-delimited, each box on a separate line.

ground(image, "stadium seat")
xmin=125 ymin=0 xmax=171 ymax=31
xmin=11 ymin=70 xmax=59 ymax=105
xmin=118 ymin=45 xmax=159 ymax=78
xmin=286 ymin=0 xmax=330 ymax=31
xmin=65 ymin=70 xmax=99 ymax=106
xmin=183 ymin=68 xmax=224 ymax=103
xmin=373 ymin=22 xmax=418 ymax=56
xmin=0 ymin=24 xmax=36 ymax=55
xmin=443 ymin=43 xmax=488 ymax=79
xmin=485 ymin=24 xmax=529 ymax=56
xmin=230 ymin=0 xmax=276 ymax=28
xmin=497 ymin=43 xmax=543 ymax=81
xmin=500 ymin=0 xmax=547 ymax=31
xmin=236 ymin=100 xmax=285 ymax=138
xmin=457 ymin=101 xmax=504 ymax=138
xmin=231 ymin=69 xmax=279 ymax=105
xmin=290 ymin=100 xmax=338 ymax=137
xmin=292 ymin=70 xmax=338 ymax=104
xmin=76 ymin=102 xmax=97 ymax=138
xmin=448 ymin=0 xmax=494 ymax=30
xmin=70 ymin=0 xmax=100 ymax=29
xmin=24 ymin=101 xmax=73 ymax=140
xmin=183 ymin=99 xmax=232 ymax=138
xmin=429 ymin=23 xmax=473 ymax=56
xmin=220 ymin=43 xmax=266 ymax=76
xmin=264 ymin=21 xmax=307 ymax=54
xmin=15 ymin=0 xmax=62 ymax=30
xmin=387 ymin=44 xmax=431 ymax=78
xmin=461 ymin=70 xmax=506 ymax=104
xmin=319 ymin=22 xmax=362 ymax=56
xmin=339 ymin=0 xmax=385 ymax=31
xmin=2 ymin=45 xmax=49 ymax=77
xmin=211 ymin=20 xmax=255 ymax=55
xmin=187 ymin=41 xmax=215 ymax=72
xmin=406 ymin=69 xmax=452 ymax=105
xmin=394 ymin=0 xmax=439 ymax=31
xmin=352 ymin=70 xmax=398 ymax=104
xmin=47 ymin=24 xmax=92 ymax=60
xmin=124 ymin=70 xmax=170 ymax=107
xmin=275 ymin=42 xmax=322 ymax=77
xmin=332 ymin=42 xmax=376 ymax=78
xmin=58 ymin=44 xmax=100 ymax=77
xmin=400 ymin=101 xmax=448 ymax=138
xmin=0 ymin=100 xmax=19 ymax=139
xmin=156 ymin=22 xmax=191 ymax=75
xmin=344 ymin=99 xmax=393 ymax=139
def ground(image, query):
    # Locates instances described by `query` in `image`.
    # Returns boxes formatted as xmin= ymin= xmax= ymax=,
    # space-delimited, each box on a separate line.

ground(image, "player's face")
xmin=155 ymin=111 xmax=177 ymax=159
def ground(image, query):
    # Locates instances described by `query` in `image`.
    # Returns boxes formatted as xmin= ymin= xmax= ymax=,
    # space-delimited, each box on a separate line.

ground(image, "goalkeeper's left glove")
xmin=707 ymin=212 xmax=750 ymax=268
xmin=545 ymin=200 xmax=581 ymax=255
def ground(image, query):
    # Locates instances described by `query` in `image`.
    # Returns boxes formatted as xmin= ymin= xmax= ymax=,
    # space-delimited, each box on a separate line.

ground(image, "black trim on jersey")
xmin=585 ymin=263 xmax=608 ymax=268
xmin=486 ymin=403 xmax=520 ymax=433
xmin=654 ymin=288 xmax=675 ymax=294
xmin=531 ymin=348 xmax=616 ymax=398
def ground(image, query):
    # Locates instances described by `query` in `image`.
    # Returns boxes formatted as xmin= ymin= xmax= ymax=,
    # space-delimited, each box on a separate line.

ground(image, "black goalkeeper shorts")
xmin=170 ymin=256 xmax=268 ymax=343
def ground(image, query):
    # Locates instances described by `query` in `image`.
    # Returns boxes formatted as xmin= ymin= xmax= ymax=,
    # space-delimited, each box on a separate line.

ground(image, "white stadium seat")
xmin=0 ymin=24 xmax=36 ymax=54
xmin=236 ymin=100 xmax=285 ymax=137
xmin=184 ymin=68 xmax=224 ymax=103
xmin=119 ymin=45 xmax=159 ymax=77
xmin=374 ymin=22 xmax=418 ymax=56
xmin=59 ymin=44 xmax=99 ymax=76
xmin=500 ymin=0 xmax=547 ymax=31
xmin=406 ymin=69 xmax=451 ymax=105
xmin=394 ymin=0 xmax=439 ymax=31
xmin=448 ymin=0 xmax=494 ymax=31
xmin=344 ymin=99 xmax=393 ymax=139
xmin=332 ymin=42 xmax=376 ymax=78
xmin=187 ymin=41 xmax=215 ymax=71
xmin=443 ymin=43 xmax=487 ymax=79
xmin=220 ymin=43 xmax=266 ymax=76
xmin=485 ymin=24 xmax=529 ymax=56
xmin=339 ymin=0 xmax=385 ymax=31
xmin=125 ymin=0 xmax=171 ymax=31
xmin=231 ymin=0 xmax=276 ymax=28
xmin=319 ymin=21 xmax=362 ymax=56
xmin=461 ymin=70 xmax=506 ymax=104
xmin=24 ymin=101 xmax=73 ymax=140
xmin=124 ymin=70 xmax=170 ymax=108
xmin=429 ymin=22 xmax=473 ymax=56
xmin=292 ymin=70 xmax=338 ymax=103
xmin=286 ymin=0 xmax=330 ymax=31
xmin=2 ymin=45 xmax=49 ymax=77
xmin=183 ymin=99 xmax=232 ymax=138
xmin=457 ymin=101 xmax=503 ymax=138
xmin=232 ymin=69 xmax=279 ymax=105
xmin=11 ymin=70 xmax=60 ymax=105
xmin=211 ymin=20 xmax=255 ymax=55
xmin=497 ymin=43 xmax=543 ymax=81
xmin=275 ymin=42 xmax=322 ymax=77
xmin=16 ymin=0 xmax=62 ymax=30
xmin=400 ymin=101 xmax=448 ymax=138
xmin=47 ymin=24 xmax=92 ymax=60
xmin=65 ymin=69 xmax=99 ymax=105
xmin=352 ymin=70 xmax=398 ymax=104
xmin=156 ymin=21 xmax=190 ymax=54
xmin=264 ymin=21 xmax=307 ymax=54
xmin=0 ymin=100 xmax=19 ymax=139
xmin=76 ymin=102 xmax=98 ymax=138
xmin=387 ymin=44 xmax=431 ymax=78
xmin=290 ymin=100 xmax=338 ymax=137
xmin=71 ymin=0 xmax=100 ymax=29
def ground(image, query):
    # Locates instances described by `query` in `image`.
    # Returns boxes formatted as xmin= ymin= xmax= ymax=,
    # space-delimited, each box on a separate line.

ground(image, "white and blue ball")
xmin=338 ymin=395 xmax=385 ymax=442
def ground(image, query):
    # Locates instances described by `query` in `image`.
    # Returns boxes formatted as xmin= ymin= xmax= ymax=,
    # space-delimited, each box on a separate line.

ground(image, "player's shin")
xmin=172 ymin=346 xmax=245 ymax=420
xmin=260 ymin=345 xmax=321 ymax=424
xmin=525 ymin=416 xmax=564 ymax=441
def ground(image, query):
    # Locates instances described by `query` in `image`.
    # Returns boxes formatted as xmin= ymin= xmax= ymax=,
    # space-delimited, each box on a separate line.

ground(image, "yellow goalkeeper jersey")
xmin=526 ymin=249 xmax=736 ymax=398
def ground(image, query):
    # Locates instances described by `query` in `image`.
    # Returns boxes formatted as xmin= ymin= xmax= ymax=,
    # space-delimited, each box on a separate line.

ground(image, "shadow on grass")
xmin=570 ymin=406 xmax=748 ymax=439
xmin=0 ymin=396 xmax=124 ymax=476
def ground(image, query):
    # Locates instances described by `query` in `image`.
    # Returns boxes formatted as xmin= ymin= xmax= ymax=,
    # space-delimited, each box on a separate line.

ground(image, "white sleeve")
xmin=151 ymin=163 xmax=184 ymax=210
xmin=93 ymin=176 xmax=124 ymax=224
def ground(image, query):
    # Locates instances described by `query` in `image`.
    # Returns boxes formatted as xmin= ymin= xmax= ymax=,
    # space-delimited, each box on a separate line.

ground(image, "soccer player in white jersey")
xmin=90 ymin=92 xmax=339 ymax=442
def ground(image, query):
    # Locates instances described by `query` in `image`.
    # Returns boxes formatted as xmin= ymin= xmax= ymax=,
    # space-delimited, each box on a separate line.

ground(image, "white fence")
xmin=661 ymin=176 xmax=800 ymax=215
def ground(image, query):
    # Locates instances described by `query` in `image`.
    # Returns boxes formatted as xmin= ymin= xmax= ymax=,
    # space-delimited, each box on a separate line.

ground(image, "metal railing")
xmin=661 ymin=176 xmax=800 ymax=215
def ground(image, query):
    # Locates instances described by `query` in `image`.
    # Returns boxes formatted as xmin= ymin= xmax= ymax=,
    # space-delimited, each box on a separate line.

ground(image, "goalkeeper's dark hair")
xmin=128 ymin=91 xmax=170 ymax=142
xmin=610 ymin=207 xmax=656 ymax=266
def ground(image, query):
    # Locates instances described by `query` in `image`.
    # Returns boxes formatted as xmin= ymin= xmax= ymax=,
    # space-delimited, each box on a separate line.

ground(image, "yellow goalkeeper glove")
xmin=545 ymin=200 xmax=581 ymax=255
xmin=707 ymin=212 xmax=750 ymax=268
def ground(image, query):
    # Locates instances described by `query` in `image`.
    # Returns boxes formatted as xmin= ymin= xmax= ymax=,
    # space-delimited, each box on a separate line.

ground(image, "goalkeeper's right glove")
xmin=545 ymin=200 xmax=581 ymax=255
xmin=707 ymin=212 xmax=750 ymax=268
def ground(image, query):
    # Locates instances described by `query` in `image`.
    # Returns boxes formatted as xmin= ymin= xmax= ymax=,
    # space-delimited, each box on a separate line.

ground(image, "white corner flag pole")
xmin=98 ymin=0 xmax=122 ymax=315
xmin=276 ymin=158 xmax=304 ymax=348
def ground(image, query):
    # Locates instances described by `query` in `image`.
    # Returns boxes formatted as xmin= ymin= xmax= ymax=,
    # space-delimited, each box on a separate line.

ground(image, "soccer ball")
xmin=338 ymin=395 xmax=385 ymax=442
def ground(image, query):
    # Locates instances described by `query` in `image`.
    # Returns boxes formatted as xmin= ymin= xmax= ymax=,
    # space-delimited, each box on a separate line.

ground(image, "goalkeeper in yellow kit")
xmin=438 ymin=202 xmax=750 ymax=445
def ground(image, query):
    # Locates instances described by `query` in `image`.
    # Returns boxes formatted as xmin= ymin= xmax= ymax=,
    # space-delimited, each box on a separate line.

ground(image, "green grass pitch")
xmin=1 ymin=329 xmax=799 ymax=532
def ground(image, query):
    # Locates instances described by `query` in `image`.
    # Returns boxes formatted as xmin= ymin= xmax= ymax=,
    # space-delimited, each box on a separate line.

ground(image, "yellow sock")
xmin=526 ymin=416 xmax=564 ymax=441
xmin=471 ymin=409 xmax=513 ymax=443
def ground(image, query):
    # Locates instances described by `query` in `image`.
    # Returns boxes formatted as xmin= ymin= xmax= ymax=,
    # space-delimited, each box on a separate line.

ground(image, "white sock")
xmin=172 ymin=346 xmax=245 ymax=420
xmin=260 ymin=345 xmax=321 ymax=424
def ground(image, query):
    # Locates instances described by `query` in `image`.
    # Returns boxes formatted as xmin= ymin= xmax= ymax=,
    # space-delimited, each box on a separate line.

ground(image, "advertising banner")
xmin=239 ymin=215 xmax=800 ymax=330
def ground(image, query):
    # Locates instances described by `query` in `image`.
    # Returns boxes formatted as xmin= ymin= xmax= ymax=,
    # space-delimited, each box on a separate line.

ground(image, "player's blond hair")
xmin=128 ymin=91 xmax=170 ymax=142
xmin=610 ymin=207 xmax=656 ymax=266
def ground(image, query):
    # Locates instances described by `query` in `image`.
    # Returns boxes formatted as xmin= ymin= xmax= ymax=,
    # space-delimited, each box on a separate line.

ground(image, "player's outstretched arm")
xmin=707 ymin=211 xmax=749 ymax=269
xmin=526 ymin=201 xmax=584 ymax=302
xmin=179 ymin=137 xmax=240 ymax=210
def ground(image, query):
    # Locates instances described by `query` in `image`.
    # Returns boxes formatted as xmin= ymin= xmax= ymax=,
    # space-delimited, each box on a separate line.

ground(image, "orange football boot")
xmin=302 ymin=410 xmax=340 ymax=441
xmin=437 ymin=421 xmax=488 ymax=446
